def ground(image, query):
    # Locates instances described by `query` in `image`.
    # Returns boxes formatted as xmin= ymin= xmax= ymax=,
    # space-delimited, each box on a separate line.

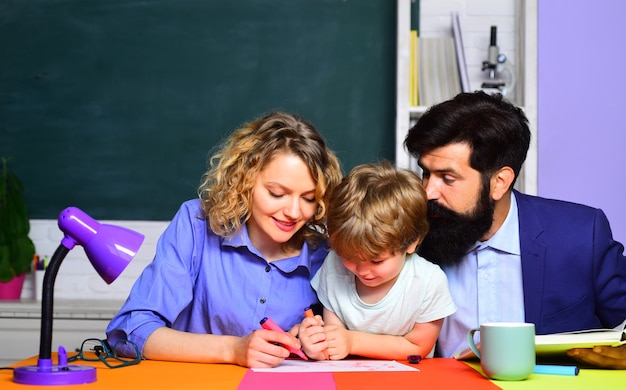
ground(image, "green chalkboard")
xmin=0 ymin=0 xmax=396 ymax=220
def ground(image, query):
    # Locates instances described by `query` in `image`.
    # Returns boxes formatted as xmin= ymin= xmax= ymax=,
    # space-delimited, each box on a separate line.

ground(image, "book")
xmin=410 ymin=29 xmax=419 ymax=106
xmin=451 ymin=11 xmax=470 ymax=92
xmin=410 ymin=0 xmax=419 ymax=107
xmin=454 ymin=324 xmax=626 ymax=360
xmin=418 ymin=36 xmax=461 ymax=106
xmin=535 ymin=326 xmax=626 ymax=355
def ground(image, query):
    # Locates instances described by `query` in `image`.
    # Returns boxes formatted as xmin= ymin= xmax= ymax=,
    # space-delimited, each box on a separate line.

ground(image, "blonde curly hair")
xmin=327 ymin=160 xmax=429 ymax=261
xmin=198 ymin=112 xmax=342 ymax=251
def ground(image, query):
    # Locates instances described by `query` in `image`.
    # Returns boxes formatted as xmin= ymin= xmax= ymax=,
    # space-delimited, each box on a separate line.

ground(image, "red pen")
xmin=260 ymin=317 xmax=308 ymax=360
xmin=304 ymin=307 xmax=330 ymax=360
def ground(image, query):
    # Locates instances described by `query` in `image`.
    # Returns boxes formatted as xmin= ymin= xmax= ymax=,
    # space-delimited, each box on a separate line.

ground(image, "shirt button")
xmin=265 ymin=266 xmax=271 ymax=272
xmin=260 ymin=298 xmax=267 ymax=304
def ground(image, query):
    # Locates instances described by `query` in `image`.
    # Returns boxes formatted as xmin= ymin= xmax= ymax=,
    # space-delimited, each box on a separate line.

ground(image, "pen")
xmin=260 ymin=317 xmax=308 ymax=360
xmin=304 ymin=307 xmax=330 ymax=360
xmin=533 ymin=364 xmax=579 ymax=376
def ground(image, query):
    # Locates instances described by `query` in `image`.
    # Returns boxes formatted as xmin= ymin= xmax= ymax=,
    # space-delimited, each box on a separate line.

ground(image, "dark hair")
xmin=404 ymin=91 xmax=530 ymax=186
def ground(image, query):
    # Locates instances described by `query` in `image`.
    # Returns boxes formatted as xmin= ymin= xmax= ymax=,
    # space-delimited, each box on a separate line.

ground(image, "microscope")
xmin=481 ymin=26 xmax=515 ymax=97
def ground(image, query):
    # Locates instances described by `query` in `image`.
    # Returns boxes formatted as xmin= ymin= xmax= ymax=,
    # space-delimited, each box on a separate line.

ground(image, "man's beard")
xmin=418 ymin=182 xmax=495 ymax=267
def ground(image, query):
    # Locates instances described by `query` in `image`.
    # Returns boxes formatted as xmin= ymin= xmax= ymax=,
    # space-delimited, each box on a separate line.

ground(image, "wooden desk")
xmin=2 ymin=355 xmax=624 ymax=389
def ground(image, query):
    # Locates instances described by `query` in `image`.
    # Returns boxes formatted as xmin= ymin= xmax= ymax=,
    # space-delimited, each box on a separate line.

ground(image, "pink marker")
xmin=260 ymin=317 xmax=308 ymax=360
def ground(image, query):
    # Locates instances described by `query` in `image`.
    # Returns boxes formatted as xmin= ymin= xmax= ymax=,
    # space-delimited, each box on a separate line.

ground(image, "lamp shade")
xmin=58 ymin=207 xmax=144 ymax=284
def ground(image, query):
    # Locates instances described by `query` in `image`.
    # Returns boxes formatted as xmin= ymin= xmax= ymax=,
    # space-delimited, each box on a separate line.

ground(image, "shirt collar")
xmin=222 ymin=223 xmax=314 ymax=273
xmin=475 ymin=192 xmax=521 ymax=255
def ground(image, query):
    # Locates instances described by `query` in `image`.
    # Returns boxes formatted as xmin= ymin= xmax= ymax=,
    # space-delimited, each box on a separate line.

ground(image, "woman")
xmin=106 ymin=112 xmax=342 ymax=368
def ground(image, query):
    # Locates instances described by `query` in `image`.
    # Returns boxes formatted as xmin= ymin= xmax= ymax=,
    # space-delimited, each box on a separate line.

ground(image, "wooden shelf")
xmin=409 ymin=106 xmax=428 ymax=120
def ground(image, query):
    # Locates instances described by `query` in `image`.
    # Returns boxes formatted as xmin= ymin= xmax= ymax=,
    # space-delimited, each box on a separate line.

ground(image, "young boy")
xmin=299 ymin=161 xmax=456 ymax=361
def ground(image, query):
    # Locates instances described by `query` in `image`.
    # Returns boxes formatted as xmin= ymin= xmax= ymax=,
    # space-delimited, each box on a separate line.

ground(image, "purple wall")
xmin=538 ymin=0 xmax=626 ymax=243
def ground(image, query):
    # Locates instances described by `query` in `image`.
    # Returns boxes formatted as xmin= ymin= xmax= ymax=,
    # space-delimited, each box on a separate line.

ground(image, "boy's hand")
xmin=324 ymin=324 xmax=352 ymax=360
xmin=298 ymin=316 xmax=328 ymax=360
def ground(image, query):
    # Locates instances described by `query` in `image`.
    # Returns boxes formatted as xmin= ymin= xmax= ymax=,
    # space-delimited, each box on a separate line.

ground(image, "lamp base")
xmin=13 ymin=364 xmax=96 ymax=386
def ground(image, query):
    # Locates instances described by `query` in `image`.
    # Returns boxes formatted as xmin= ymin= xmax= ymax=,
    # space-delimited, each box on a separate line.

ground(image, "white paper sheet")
xmin=251 ymin=359 xmax=419 ymax=373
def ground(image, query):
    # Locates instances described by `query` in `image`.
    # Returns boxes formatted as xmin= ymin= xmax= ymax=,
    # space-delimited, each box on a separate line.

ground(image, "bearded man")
xmin=405 ymin=91 xmax=626 ymax=369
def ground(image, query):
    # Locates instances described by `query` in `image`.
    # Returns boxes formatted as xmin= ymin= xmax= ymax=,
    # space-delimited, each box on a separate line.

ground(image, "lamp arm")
xmin=38 ymin=243 xmax=70 ymax=361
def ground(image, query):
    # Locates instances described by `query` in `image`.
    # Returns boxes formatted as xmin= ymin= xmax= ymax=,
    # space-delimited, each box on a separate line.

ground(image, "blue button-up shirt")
xmin=106 ymin=199 xmax=327 ymax=355
xmin=438 ymin=193 xmax=525 ymax=358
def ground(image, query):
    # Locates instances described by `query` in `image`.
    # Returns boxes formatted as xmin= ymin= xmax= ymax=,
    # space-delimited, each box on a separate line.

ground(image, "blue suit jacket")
xmin=515 ymin=190 xmax=626 ymax=334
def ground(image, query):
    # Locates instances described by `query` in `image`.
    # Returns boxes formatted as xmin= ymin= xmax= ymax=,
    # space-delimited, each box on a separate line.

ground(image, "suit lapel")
xmin=514 ymin=191 xmax=547 ymax=328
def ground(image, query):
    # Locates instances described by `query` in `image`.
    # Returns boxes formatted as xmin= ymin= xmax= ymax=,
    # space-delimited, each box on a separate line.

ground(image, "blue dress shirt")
xmin=438 ymin=193 xmax=525 ymax=358
xmin=106 ymin=199 xmax=327 ymax=356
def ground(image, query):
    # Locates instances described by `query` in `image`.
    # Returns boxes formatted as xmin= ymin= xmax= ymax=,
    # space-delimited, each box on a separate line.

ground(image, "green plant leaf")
xmin=0 ymin=244 xmax=15 ymax=282
xmin=0 ymin=157 xmax=36 ymax=282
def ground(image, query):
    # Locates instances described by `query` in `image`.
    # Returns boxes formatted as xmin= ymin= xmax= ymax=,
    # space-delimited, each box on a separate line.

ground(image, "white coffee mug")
xmin=467 ymin=322 xmax=535 ymax=381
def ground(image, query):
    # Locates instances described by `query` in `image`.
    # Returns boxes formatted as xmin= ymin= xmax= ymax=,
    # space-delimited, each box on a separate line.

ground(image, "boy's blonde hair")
xmin=198 ymin=112 xmax=342 ymax=251
xmin=327 ymin=160 xmax=428 ymax=261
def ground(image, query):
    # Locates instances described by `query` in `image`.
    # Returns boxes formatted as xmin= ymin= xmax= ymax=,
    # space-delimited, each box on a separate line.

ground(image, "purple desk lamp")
xmin=12 ymin=207 xmax=144 ymax=386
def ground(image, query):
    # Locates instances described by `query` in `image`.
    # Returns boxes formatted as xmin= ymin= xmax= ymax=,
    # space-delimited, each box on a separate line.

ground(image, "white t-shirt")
xmin=311 ymin=251 xmax=457 ymax=338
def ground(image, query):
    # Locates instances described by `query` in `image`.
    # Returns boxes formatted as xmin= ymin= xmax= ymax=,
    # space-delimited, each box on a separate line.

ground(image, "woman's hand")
xmin=233 ymin=329 xmax=302 ymax=368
